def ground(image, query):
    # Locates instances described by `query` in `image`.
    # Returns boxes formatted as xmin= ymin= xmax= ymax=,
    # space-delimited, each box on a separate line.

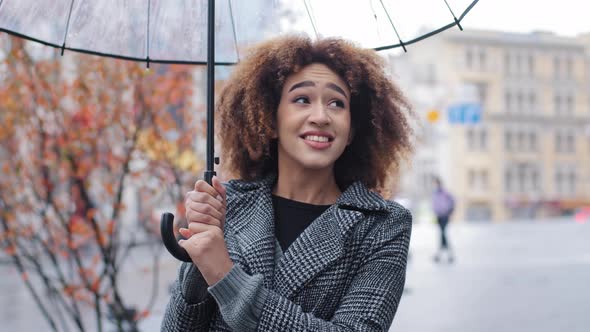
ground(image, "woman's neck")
xmin=273 ymin=168 xmax=341 ymax=205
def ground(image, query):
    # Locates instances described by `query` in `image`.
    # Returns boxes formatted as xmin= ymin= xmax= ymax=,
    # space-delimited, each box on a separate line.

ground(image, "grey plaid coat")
xmin=162 ymin=175 xmax=412 ymax=331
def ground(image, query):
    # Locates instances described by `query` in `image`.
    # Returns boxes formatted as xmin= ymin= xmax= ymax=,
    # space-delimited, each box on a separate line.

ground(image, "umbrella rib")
xmin=61 ymin=0 xmax=75 ymax=56
xmin=443 ymin=0 xmax=463 ymax=31
xmin=0 ymin=0 xmax=479 ymax=63
xmin=459 ymin=0 xmax=479 ymax=21
xmin=378 ymin=0 xmax=406 ymax=52
xmin=374 ymin=0 xmax=478 ymax=52
xmin=369 ymin=0 xmax=382 ymax=42
xmin=228 ymin=0 xmax=240 ymax=62
xmin=303 ymin=0 xmax=318 ymax=39
xmin=146 ymin=0 xmax=151 ymax=68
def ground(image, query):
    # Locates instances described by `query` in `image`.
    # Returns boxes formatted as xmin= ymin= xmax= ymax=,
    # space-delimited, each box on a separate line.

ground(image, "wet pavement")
xmin=391 ymin=218 xmax=590 ymax=332
xmin=2 ymin=218 xmax=589 ymax=331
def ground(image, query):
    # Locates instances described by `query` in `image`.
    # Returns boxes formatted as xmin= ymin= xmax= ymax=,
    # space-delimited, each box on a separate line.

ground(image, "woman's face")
xmin=275 ymin=63 xmax=353 ymax=175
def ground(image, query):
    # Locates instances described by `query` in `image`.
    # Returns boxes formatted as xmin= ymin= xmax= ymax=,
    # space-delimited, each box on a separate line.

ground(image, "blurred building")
xmin=389 ymin=29 xmax=590 ymax=222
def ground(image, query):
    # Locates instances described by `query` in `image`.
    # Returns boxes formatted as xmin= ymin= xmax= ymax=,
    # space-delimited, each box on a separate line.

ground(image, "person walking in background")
xmin=432 ymin=176 xmax=455 ymax=263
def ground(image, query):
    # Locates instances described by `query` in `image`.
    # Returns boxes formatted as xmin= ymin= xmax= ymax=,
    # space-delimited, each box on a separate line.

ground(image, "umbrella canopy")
xmin=0 ymin=0 xmax=479 ymax=262
xmin=0 ymin=0 xmax=478 ymax=65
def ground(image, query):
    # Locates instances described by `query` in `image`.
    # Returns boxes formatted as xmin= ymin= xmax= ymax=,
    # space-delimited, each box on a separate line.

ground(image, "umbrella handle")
xmin=162 ymin=167 xmax=216 ymax=262
xmin=160 ymin=212 xmax=192 ymax=262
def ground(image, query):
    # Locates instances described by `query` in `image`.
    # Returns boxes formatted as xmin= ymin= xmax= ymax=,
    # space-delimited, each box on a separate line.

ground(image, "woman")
xmin=161 ymin=35 xmax=414 ymax=332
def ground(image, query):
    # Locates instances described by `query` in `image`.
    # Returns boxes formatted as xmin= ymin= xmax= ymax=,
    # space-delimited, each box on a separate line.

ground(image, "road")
xmin=391 ymin=218 xmax=590 ymax=332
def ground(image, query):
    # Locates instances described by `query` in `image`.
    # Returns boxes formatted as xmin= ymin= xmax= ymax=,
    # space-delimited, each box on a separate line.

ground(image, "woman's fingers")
xmin=187 ymin=221 xmax=219 ymax=236
xmin=185 ymin=191 xmax=223 ymax=211
xmin=186 ymin=200 xmax=223 ymax=220
xmin=186 ymin=209 xmax=222 ymax=227
xmin=184 ymin=178 xmax=227 ymax=231
xmin=211 ymin=176 xmax=227 ymax=229
xmin=194 ymin=180 xmax=224 ymax=202
xmin=178 ymin=227 xmax=192 ymax=238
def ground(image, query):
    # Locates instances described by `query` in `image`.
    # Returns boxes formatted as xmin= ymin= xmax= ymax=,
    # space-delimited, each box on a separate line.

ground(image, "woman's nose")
xmin=308 ymin=104 xmax=330 ymax=125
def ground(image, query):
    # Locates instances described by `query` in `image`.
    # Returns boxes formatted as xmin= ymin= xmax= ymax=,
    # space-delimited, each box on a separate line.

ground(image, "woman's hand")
xmin=184 ymin=176 xmax=227 ymax=230
xmin=180 ymin=176 xmax=233 ymax=285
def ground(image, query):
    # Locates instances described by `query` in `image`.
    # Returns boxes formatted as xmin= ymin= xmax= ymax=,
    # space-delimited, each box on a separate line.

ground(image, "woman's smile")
xmin=301 ymin=131 xmax=334 ymax=149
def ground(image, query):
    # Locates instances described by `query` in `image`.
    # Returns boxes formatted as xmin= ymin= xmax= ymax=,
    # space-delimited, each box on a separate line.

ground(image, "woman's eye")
xmin=329 ymin=100 xmax=345 ymax=108
xmin=294 ymin=96 xmax=310 ymax=104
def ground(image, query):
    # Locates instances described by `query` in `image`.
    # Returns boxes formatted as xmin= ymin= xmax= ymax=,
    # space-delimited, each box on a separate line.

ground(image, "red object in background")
xmin=574 ymin=207 xmax=590 ymax=224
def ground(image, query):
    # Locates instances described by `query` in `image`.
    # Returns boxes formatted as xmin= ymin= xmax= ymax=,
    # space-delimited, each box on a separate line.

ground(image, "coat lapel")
xmin=228 ymin=176 xmax=277 ymax=288
xmin=273 ymin=181 xmax=390 ymax=299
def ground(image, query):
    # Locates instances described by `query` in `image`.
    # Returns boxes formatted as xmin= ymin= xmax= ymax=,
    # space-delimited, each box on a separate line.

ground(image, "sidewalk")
xmin=390 ymin=219 xmax=590 ymax=332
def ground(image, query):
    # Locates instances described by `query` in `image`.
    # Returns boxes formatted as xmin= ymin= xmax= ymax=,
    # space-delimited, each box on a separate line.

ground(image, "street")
xmin=2 ymin=218 xmax=589 ymax=331
xmin=391 ymin=218 xmax=590 ymax=332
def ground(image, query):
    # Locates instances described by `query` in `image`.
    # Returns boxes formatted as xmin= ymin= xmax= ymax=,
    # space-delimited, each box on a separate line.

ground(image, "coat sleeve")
xmin=160 ymin=262 xmax=217 ymax=332
xmin=254 ymin=208 xmax=412 ymax=331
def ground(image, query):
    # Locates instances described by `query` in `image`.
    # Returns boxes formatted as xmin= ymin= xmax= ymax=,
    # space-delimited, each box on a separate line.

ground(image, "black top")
xmin=272 ymin=195 xmax=332 ymax=252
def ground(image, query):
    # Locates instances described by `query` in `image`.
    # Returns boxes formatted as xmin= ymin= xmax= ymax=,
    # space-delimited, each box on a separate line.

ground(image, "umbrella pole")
xmin=160 ymin=0 xmax=216 ymax=263
xmin=204 ymin=0 xmax=216 ymax=185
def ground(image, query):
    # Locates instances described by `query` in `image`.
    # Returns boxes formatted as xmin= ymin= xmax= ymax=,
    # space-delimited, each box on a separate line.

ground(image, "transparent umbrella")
xmin=0 ymin=0 xmax=480 ymax=262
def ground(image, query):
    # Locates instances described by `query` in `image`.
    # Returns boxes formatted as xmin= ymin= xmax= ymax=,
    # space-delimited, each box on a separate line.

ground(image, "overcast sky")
xmin=285 ymin=0 xmax=589 ymax=52
xmin=448 ymin=0 xmax=588 ymax=37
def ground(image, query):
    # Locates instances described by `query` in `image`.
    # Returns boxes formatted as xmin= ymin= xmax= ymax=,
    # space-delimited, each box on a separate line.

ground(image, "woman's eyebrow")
xmin=326 ymin=83 xmax=348 ymax=99
xmin=288 ymin=80 xmax=315 ymax=92
xmin=288 ymin=81 xmax=348 ymax=99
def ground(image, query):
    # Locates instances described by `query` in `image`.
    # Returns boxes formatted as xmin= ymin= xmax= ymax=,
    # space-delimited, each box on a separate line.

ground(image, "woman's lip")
xmin=302 ymin=137 xmax=332 ymax=150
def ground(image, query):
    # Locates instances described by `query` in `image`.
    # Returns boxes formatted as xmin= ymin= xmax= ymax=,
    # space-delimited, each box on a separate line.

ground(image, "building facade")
xmin=390 ymin=29 xmax=590 ymax=222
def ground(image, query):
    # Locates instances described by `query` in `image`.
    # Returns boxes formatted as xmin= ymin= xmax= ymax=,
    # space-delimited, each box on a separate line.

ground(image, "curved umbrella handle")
xmin=160 ymin=212 xmax=192 ymax=262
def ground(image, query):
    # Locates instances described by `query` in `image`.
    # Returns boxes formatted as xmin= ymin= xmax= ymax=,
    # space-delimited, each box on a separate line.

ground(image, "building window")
xmin=505 ymin=91 xmax=512 ymax=113
xmin=528 ymin=54 xmax=535 ymax=76
xmin=555 ymin=91 xmax=575 ymax=116
xmin=516 ymin=92 xmax=524 ymax=113
xmin=467 ymin=127 xmax=487 ymax=151
xmin=505 ymin=130 xmax=513 ymax=151
xmin=504 ymin=168 xmax=513 ymax=192
xmin=506 ymin=128 xmax=538 ymax=153
xmin=566 ymin=95 xmax=575 ymax=115
xmin=530 ymin=131 xmax=538 ymax=151
xmin=517 ymin=131 xmax=526 ymax=151
xmin=529 ymin=92 xmax=536 ymax=114
xmin=474 ymin=82 xmax=487 ymax=105
xmin=466 ymin=48 xmax=473 ymax=69
xmin=554 ymin=94 xmax=561 ymax=115
xmin=555 ymin=130 xmax=576 ymax=153
xmin=565 ymin=57 xmax=573 ymax=78
xmin=465 ymin=46 xmax=486 ymax=71
xmin=504 ymin=52 xmax=511 ymax=75
xmin=566 ymin=133 xmax=575 ymax=152
xmin=555 ymin=166 xmax=576 ymax=196
xmin=469 ymin=169 xmax=489 ymax=191
xmin=479 ymin=50 xmax=486 ymax=69
xmin=553 ymin=56 xmax=561 ymax=78
xmin=505 ymin=163 xmax=541 ymax=194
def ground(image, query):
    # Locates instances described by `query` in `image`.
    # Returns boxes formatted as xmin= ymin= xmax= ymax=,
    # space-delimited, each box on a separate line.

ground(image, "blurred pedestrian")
xmin=432 ymin=176 xmax=455 ymax=263
xmin=161 ymin=35 xmax=415 ymax=331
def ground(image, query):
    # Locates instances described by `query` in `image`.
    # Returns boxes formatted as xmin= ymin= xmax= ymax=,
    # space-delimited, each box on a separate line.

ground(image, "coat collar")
xmin=226 ymin=174 xmax=390 ymax=296
xmin=228 ymin=174 xmax=390 ymax=213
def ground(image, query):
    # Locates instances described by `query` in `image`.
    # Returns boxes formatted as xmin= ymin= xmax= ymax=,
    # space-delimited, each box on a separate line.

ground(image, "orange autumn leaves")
xmin=0 ymin=35 xmax=206 ymax=327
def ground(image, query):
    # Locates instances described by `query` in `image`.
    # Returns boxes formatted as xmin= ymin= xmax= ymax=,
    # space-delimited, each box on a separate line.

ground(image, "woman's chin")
xmin=299 ymin=160 xmax=336 ymax=172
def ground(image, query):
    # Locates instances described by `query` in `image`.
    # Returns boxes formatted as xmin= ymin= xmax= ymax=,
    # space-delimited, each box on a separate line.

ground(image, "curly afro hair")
xmin=217 ymin=35 xmax=414 ymax=193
